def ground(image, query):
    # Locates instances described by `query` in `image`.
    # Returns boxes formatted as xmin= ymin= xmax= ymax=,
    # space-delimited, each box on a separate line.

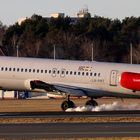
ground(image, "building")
xmin=0 ymin=90 xmax=17 ymax=99
xmin=50 ymin=13 xmax=65 ymax=18
xmin=17 ymin=17 xmax=27 ymax=25
xmin=0 ymin=90 xmax=29 ymax=99
xmin=77 ymin=7 xmax=90 ymax=18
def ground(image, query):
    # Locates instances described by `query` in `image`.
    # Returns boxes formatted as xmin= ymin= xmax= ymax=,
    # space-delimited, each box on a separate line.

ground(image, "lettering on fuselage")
xmin=78 ymin=66 xmax=92 ymax=71
xmin=91 ymin=79 xmax=104 ymax=83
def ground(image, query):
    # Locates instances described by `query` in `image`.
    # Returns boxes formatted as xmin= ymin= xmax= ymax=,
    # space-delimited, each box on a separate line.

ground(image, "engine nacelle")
xmin=24 ymin=79 xmax=34 ymax=90
xmin=120 ymin=72 xmax=140 ymax=91
xmin=24 ymin=79 xmax=52 ymax=92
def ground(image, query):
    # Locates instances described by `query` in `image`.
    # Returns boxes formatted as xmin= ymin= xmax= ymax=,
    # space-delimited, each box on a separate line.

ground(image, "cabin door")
xmin=110 ymin=70 xmax=118 ymax=86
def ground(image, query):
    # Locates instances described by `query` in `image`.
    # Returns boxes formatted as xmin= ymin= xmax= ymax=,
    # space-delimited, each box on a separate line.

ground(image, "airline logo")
xmin=78 ymin=66 xmax=92 ymax=71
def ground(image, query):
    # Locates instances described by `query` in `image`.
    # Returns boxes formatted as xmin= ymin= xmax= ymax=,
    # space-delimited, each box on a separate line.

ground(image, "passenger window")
xmin=61 ymin=69 xmax=66 ymax=77
xmin=37 ymin=69 xmax=39 ymax=73
xmin=78 ymin=72 xmax=81 ymax=75
xmin=90 ymin=73 xmax=92 ymax=76
xmin=94 ymin=73 xmax=97 ymax=76
xmin=74 ymin=72 xmax=77 ymax=75
xmin=33 ymin=69 xmax=35 ymax=73
xmin=52 ymin=70 xmax=55 ymax=74
xmin=82 ymin=72 xmax=84 ymax=76
xmin=1 ymin=67 xmax=3 ymax=71
xmin=86 ymin=72 xmax=89 ymax=76
xmin=13 ymin=68 xmax=16 ymax=71
xmin=9 ymin=68 xmax=12 ymax=71
xmin=49 ymin=70 xmax=51 ymax=74
xmin=70 ymin=71 xmax=73 ymax=75
xmin=61 ymin=71 xmax=64 ymax=74
xmin=25 ymin=69 xmax=27 ymax=72
xmin=17 ymin=68 xmax=20 ymax=72
xmin=45 ymin=70 xmax=47 ymax=73
xmin=5 ymin=67 xmax=8 ymax=71
xmin=66 ymin=71 xmax=69 ymax=75
xmin=21 ymin=68 xmax=24 ymax=72
xmin=41 ymin=70 xmax=43 ymax=73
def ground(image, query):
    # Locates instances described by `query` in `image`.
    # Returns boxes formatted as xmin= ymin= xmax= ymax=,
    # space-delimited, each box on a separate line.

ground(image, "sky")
xmin=0 ymin=0 xmax=140 ymax=26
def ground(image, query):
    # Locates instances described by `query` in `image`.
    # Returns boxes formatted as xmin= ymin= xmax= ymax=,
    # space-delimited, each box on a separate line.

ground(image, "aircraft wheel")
xmin=85 ymin=100 xmax=98 ymax=107
xmin=61 ymin=100 xmax=75 ymax=111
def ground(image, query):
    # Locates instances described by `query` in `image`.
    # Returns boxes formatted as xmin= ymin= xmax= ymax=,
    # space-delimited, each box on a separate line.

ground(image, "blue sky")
xmin=0 ymin=0 xmax=140 ymax=25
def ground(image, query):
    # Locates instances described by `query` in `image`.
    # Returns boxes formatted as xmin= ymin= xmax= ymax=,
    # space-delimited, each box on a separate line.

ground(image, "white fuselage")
xmin=0 ymin=56 xmax=140 ymax=98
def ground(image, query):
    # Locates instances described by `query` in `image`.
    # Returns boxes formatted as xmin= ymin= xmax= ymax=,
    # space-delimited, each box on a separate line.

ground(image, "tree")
xmin=1 ymin=14 xmax=140 ymax=63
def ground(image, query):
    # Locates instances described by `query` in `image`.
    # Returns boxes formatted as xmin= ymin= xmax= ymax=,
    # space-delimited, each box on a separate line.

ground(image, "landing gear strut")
xmin=61 ymin=95 xmax=75 ymax=111
xmin=85 ymin=97 xmax=98 ymax=107
xmin=61 ymin=96 xmax=98 ymax=111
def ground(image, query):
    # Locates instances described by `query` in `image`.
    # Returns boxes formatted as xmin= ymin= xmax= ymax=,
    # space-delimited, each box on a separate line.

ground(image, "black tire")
xmin=85 ymin=100 xmax=98 ymax=107
xmin=61 ymin=100 xmax=75 ymax=111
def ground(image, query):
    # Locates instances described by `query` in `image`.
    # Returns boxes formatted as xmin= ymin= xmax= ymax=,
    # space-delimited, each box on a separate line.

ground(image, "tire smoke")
xmin=66 ymin=102 xmax=140 ymax=112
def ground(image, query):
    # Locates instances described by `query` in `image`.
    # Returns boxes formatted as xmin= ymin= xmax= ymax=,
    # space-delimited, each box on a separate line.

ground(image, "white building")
xmin=17 ymin=17 xmax=27 ymax=25
xmin=0 ymin=90 xmax=17 ymax=99
xmin=50 ymin=13 xmax=65 ymax=18
xmin=77 ymin=7 xmax=90 ymax=18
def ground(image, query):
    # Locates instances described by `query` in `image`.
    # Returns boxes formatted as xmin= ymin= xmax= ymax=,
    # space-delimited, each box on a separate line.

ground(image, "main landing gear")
xmin=61 ymin=95 xmax=75 ymax=111
xmin=85 ymin=97 xmax=98 ymax=106
xmin=61 ymin=96 xmax=98 ymax=111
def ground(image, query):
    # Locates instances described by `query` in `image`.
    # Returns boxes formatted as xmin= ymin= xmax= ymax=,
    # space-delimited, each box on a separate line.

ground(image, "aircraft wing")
xmin=53 ymin=84 xmax=88 ymax=96
xmin=25 ymin=79 xmax=139 ymax=98
xmin=25 ymin=79 xmax=104 ymax=97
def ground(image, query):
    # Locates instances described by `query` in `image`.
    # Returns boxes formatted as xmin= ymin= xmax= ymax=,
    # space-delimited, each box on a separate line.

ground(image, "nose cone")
xmin=120 ymin=72 xmax=140 ymax=91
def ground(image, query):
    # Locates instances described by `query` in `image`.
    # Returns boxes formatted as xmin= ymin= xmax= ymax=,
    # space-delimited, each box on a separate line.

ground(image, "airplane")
xmin=0 ymin=56 xmax=140 ymax=111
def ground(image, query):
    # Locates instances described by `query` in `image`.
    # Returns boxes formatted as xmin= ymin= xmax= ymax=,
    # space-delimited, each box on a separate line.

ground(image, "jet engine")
xmin=24 ymin=79 xmax=33 ymax=90
xmin=24 ymin=79 xmax=54 ymax=92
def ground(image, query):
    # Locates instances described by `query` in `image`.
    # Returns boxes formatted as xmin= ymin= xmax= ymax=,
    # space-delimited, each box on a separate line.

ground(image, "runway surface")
xmin=0 ymin=111 xmax=140 ymax=138
xmin=0 ymin=110 xmax=140 ymax=118
xmin=0 ymin=122 xmax=140 ymax=138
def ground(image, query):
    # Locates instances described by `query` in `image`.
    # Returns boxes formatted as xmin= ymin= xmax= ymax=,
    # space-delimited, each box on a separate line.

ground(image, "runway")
xmin=0 ymin=98 xmax=140 ymax=138
xmin=1 ymin=110 xmax=140 ymax=118
xmin=0 ymin=122 xmax=140 ymax=138
xmin=0 ymin=111 xmax=140 ymax=138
